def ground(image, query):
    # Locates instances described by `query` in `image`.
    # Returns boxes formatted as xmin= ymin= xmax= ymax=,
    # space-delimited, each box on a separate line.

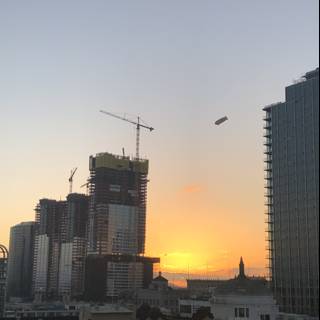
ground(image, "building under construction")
xmin=86 ymin=152 xmax=159 ymax=298
xmin=33 ymin=194 xmax=89 ymax=300
xmin=58 ymin=193 xmax=89 ymax=299
xmin=87 ymin=152 xmax=148 ymax=255
xmin=33 ymin=199 xmax=67 ymax=300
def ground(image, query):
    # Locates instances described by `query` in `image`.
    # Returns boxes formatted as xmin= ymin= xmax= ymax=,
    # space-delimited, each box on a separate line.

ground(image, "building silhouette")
xmin=263 ymin=68 xmax=319 ymax=316
xmin=212 ymin=258 xmax=279 ymax=320
xmin=58 ymin=193 xmax=89 ymax=299
xmin=8 ymin=152 xmax=158 ymax=301
xmin=85 ymin=152 xmax=159 ymax=298
xmin=6 ymin=222 xmax=36 ymax=300
xmin=87 ymin=152 xmax=148 ymax=255
xmin=33 ymin=199 xmax=67 ymax=300
xmin=33 ymin=194 xmax=89 ymax=300
xmin=0 ymin=244 xmax=8 ymax=317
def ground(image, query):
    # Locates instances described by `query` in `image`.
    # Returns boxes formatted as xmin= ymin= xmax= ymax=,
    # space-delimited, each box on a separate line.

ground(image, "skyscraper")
xmin=0 ymin=245 xmax=8 ymax=317
xmin=6 ymin=222 xmax=37 ymax=300
xmin=87 ymin=152 xmax=148 ymax=255
xmin=33 ymin=199 xmax=67 ymax=299
xmin=86 ymin=152 xmax=159 ymax=298
xmin=33 ymin=194 xmax=89 ymax=300
xmin=58 ymin=193 xmax=89 ymax=299
xmin=264 ymin=68 xmax=319 ymax=316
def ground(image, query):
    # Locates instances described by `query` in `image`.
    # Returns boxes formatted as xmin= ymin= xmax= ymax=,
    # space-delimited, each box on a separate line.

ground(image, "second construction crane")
xmin=69 ymin=167 xmax=77 ymax=194
xmin=100 ymin=109 xmax=154 ymax=160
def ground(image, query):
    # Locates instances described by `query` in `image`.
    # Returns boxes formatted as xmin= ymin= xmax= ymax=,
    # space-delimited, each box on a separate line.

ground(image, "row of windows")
xmin=234 ymin=308 xmax=271 ymax=320
xmin=235 ymin=307 xmax=249 ymax=318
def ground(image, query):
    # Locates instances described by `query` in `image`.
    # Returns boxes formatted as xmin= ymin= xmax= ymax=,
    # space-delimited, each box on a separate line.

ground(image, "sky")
xmin=0 ymin=0 xmax=319 ymax=282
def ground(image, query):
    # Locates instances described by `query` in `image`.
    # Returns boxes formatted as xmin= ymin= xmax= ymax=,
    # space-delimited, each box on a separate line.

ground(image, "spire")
xmin=239 ymin=256 xmax=245 ymax=279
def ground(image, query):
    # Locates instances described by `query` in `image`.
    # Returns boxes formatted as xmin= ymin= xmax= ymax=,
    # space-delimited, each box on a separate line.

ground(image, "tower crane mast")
xmin=69 ymin=167 xmax=77 ymax=194
xmin=100 ymin=109 xmax=154 ymax=159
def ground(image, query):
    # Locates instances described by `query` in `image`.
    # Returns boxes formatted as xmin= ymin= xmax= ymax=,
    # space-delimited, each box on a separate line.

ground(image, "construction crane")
xmin=80 ymin=181 xmax=90 ymax=195
xmin=100 ymin=109 xmax=154 ymax=160
xmin=69 ymin=167 xmax=77 ymax=194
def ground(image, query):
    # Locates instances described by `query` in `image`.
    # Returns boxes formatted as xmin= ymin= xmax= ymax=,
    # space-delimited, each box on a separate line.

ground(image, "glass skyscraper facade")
xmin=264 ymin=68 xmax=319 ymax=316
xmin=0 ymin=245 xmax=8 ymax=317
xmin=7 ymin=222 xmax=36 ymax=300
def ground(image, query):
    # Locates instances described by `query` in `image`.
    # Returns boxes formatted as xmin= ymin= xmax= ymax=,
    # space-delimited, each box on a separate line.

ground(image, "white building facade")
xmin=179 ymin=299 xmax=211 ymax=318
xmin=211 ymin=258 xmax=279 ymax=320
xmin=212 ymin=294 xmax=279 ymax=320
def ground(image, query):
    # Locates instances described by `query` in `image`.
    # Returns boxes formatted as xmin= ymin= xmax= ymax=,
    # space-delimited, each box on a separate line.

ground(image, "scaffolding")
xmin=87 ymin=152 xmax=149 ymax=256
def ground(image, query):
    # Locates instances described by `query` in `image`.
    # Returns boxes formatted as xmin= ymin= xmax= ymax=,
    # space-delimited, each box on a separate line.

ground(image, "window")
xmin=239 ymin=308 xmax=245 ymax=317
xmin=235 ymin=307 xmax=249 ymax=318
xmin=180 ymin=305 xmax=192 ymax=314
xmin=260 ymin=315 xmax=270 ymax=320
xmin=109 ymin=184 xmax=121 ymax=192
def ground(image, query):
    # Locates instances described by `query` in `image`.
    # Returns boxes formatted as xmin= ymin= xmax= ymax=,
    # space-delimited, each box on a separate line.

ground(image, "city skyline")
xmin=1 ymin=0 xmax=319 ymax=279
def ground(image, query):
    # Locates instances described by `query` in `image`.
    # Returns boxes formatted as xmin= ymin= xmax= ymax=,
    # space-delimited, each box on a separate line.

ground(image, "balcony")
xmin=265 ymin=218 xmax=274 ymax=224
xmin=264 ymin=201 xmax=273 ymax=206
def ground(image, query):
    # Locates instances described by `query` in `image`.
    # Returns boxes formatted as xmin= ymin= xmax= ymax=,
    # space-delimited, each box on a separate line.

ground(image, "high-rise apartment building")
xmin=58 ymin=193 xmax=89 ymax=299
xmin=6 ymin=222 xmax=37 ymax=300
xmin=0 ymin=245 xmax=8 ymax=317
xmin=87 ymin=152 xmax=148 ymax=255
xmin=33 ymin=199 xmax=67 ymax=299
xmin=86 ymin=152 xmax=159 ymax=298
xmin=264 ymin=68 xmax=319 ymax=316
xmin=33 ymin=194 xmax=89 ymax=300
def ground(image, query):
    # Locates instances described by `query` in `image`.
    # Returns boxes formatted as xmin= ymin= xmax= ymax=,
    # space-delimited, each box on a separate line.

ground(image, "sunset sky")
xmin=0 ymin=1 xmax=319 ymax=282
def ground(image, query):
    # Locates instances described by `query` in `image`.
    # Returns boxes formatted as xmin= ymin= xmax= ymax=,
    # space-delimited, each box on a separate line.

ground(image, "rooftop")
xmin=90 ymin=152 xmax=149 ymax=173
xmin=86 ymin=305 xmax=133 ymax=314
xmin=262 ymin=67 xmax=319 ymax=111
xmin=153 ymin=272 xmax=168 ymax=282
xmin=214 ymin=257 xmax=271 ymax=296
xmin=213 ymin=277 xmax=270 ymax=296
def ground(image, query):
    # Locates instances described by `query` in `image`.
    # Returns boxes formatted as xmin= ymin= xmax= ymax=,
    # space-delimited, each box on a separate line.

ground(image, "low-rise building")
xmin=179 ymin=298 xmax=211 ymax=318
xmin=187 ymin=279 xmax=227 ymax=295
xmin=277 ymin=313 xmax=319 ymax=320
xmin=137 ymin=272 xmax=189 ymax=315
xmin=211 ymin=258 xmax=279 ymax=320
xmin=79 ymin=305 xmax=134 ymax=320
xmin=84 ymin=254 xmax=160 ymax=301
xmin=4 ymin=302 xmax=134 ymax=320
xmin=4 ymin=302 xmax=78 ymax=319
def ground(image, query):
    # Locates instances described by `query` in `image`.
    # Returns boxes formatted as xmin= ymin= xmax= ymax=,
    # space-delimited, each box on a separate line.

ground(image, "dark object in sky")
xmin=215 ymin=116 xmax=228 ymax=125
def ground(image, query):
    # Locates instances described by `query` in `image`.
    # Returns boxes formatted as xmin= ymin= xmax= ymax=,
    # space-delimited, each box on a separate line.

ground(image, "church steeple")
xmin=239 ymin=256 xmax=246 ymax=279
